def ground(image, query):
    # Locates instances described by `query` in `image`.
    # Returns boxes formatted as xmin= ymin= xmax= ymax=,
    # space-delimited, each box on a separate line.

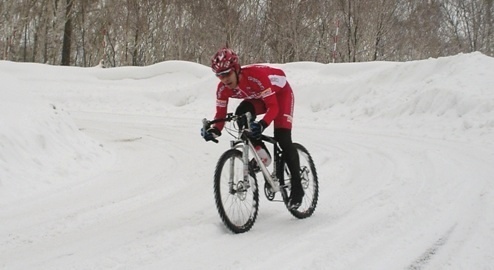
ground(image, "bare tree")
xmin=367 ymin=0 xmax=399 ymax=61
xmin=336 ymin=0 xmax=365 ymax=62
xmin=1 ymin=0 xmax=492 ymax=66
xmin=61 ymin=0 xmax=73 ymax=65
xmin=441 ymin=0 xmax=494 ymax=54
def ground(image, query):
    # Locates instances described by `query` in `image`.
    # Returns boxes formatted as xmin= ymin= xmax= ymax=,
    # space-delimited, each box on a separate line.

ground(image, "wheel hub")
xmin=301 ymin=166 xmax=310 ymax=189
xmin=236 ymin=181 xmax=248 ymax=200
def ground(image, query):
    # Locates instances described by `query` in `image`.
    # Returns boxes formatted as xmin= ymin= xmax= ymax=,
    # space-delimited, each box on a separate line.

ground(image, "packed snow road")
xmin=2 ymin=111 xmax=492 ymax=269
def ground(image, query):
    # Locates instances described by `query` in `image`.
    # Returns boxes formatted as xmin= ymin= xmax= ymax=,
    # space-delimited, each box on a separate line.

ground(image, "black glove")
xmin=250 ymin=120 xmax=267 ymax=139
xmin=201 ymin=126 xmax=221 ymax=142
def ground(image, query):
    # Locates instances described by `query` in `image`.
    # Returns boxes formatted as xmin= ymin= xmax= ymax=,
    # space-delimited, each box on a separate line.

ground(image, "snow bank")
xmin=92 ymin=60 xmax=210 ymax=81
xmin=0 ymin=71 xmax=112 ymax=202
xmin=288 ymin=52 xmax=494 ymax=138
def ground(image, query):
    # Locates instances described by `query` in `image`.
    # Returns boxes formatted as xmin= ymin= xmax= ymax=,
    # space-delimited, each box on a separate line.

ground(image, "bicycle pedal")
xmin=249 ymin=161 xmax=261 ymax=174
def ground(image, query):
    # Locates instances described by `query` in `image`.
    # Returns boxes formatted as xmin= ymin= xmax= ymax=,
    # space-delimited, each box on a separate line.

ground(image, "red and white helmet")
xmin=211 ymin=48 xmax=240 ymax=74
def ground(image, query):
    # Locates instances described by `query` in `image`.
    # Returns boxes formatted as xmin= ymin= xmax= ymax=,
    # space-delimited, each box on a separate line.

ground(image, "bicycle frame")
xmin=231 ymin=133 xmax=282 ymax=193
xmin=203 ymin=112 xmax=284 ymax=193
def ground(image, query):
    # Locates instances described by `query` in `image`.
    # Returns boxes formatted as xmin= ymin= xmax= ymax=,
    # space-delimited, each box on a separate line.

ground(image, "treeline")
xmin=1 ymin=0 xmax=493 ymax=67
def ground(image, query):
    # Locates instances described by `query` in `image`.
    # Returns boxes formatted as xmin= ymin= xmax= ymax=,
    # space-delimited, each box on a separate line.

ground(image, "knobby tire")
xmin=213 ymin=149 xmax=259 ymax=233
xmin=288 ymin=143 xmax=319 ymax=219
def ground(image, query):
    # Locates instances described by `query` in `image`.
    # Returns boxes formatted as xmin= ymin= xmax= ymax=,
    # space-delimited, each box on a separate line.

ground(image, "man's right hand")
xmin=201 ymin=127 xmax=221 ymax=142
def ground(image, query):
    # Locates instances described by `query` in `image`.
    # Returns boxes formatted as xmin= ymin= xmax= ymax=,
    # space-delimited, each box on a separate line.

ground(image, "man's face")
xmin=216 ymin=69 xmax=237 ymax=89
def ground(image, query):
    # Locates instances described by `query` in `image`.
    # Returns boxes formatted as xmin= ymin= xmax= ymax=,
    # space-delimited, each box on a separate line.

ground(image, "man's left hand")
xmin=250 ymin=120 xmax=267 ymax=139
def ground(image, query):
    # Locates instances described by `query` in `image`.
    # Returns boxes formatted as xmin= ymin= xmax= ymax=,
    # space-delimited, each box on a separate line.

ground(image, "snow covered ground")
xmin=1 ymin=52 xmax=493 ymax=269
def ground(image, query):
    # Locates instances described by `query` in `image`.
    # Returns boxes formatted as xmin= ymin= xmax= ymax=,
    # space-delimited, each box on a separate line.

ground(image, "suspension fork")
xmin=228 ymin=142 xmax=236 ymax=194
xmin=242 ymin=142 xmax=250 ymax=182
xmin=226 ymin=139 xmax=251 ymax=192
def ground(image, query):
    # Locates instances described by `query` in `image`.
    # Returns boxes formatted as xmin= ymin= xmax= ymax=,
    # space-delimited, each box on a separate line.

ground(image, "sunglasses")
xmin=215 ymin=69 xmax=233 ymax=78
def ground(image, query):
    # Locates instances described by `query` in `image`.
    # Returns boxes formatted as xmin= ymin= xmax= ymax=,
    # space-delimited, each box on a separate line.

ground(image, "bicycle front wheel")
xmin=214 ymin=149 xmax=259 ymax=233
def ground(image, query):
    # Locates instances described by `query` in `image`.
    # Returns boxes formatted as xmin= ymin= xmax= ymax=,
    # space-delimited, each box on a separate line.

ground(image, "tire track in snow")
xmin=407 ymin=224 xmax=457 ymax=270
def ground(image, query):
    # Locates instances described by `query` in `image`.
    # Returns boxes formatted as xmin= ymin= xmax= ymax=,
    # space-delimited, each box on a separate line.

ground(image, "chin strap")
xmin=235 ymin=67 xmax=242 ymax=82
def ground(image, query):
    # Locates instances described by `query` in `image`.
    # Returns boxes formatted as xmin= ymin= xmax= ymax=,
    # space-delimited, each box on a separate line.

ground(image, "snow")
xmin=1 ymin=52 xmax=493 ymax=269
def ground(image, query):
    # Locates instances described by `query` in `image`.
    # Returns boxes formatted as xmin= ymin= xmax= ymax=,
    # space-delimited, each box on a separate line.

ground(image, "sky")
xmin=0 ymin=52 xmax=493 ymax=270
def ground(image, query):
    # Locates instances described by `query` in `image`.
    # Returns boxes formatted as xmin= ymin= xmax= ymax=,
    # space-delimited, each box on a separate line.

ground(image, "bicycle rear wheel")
xmin=287 ymin=143 xmax=319 ymax=219
xmin=214 ymin=149 xmax=259 ymax=233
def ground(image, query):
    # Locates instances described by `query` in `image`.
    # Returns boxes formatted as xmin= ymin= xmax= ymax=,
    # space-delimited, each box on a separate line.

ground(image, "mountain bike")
xmin=202 ymin=112 xmax=319 ymax=233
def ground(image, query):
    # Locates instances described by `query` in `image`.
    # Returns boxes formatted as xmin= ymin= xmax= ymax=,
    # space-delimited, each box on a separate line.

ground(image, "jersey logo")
xmin=268 ymin=75 xmax=287 ymax=88
xmin=217 ymin=85 xmax=227 ymax=99
xmin=216 ymin=99 xmax=227 ymax=107
xmin=248 ymin=76 xmax=265 ymax=90
xmin=284 ymin=114 xmax=293 ymax=123
xmin=260 ymin=87 xmax=274 ymax=98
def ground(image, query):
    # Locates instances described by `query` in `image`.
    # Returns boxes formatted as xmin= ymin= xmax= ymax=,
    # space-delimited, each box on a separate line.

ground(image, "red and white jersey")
xmin=214 ymin=65 xmax=289 ymax=130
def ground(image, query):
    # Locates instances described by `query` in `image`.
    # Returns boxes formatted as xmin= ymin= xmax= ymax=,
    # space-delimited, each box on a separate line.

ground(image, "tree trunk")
xmin=61 ymin=0 xmax=73 ymax=66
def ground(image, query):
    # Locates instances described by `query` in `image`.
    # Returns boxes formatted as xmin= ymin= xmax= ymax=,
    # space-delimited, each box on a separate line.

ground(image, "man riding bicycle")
xmin=201 ymin=47 xmax=304 ymax=209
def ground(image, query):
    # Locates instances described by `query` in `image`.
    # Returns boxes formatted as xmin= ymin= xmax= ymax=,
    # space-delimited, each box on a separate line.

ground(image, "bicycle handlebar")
xmin=202 ymin=112 xmax=253 ymax=143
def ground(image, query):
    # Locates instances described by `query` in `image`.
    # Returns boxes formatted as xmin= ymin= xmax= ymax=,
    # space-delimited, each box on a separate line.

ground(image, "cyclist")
xmin=201 ymin=47 xmax=304 ymax=209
